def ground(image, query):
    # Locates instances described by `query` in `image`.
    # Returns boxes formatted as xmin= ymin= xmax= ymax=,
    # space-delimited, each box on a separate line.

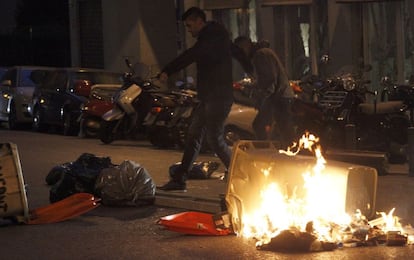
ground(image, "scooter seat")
xmin=358 ymin=100 xmax=404 ymax=115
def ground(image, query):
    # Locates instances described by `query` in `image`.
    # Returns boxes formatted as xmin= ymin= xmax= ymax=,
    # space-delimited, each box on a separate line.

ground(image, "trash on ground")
xmin=157 ymin=211 xmax=232 ymax=236
xmin=27 ymin=193 xmax=100 ymax=225
xmin=169 ymin=161 xmax=220 ymax=180
xmin=46 ymin=153 xmax=115 ymax=202
xmin=95 ymin=160 xmax=156 ymax=207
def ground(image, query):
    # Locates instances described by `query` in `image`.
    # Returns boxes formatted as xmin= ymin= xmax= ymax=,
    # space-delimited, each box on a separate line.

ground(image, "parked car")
xmin=0 ymin=67 xmax=8 ymax=79
xmin=31 ymin=68 xmax=122 ymax=135
xmin=0 ymin=66 xmax=56 ymax=129
xmin=78 ymin=83 xmax=121 ymax=138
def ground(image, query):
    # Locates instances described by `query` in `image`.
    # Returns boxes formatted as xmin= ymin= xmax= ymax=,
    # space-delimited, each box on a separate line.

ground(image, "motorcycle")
xmin=78 ymin=83 xmax=121 ymax=138
xmin=99 ymin=59 xmax=161 ymax=144
xmin=314 ymin=65 xmax=410 ymax=162
xmin=380 ymin=77 xmax=414 ymax=124
xmin=225 ymin=64 xmax=411 ymax=162
xmin=223 ymin=76 xmax=323 ymax=146
xmin=144 ymin=85 xmax=199 ymax=149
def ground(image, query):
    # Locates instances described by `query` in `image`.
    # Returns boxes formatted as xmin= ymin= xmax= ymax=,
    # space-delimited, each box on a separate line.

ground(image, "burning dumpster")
xmin=225 ymin=137 xmax=378 ymax=247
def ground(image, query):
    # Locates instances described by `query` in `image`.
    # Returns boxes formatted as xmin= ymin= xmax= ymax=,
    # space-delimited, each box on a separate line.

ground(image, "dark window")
xmin=19 ymin=69 xmax=39 ymax=87
xmin=40 ymin=70 xmax=68 ymax=90
xmin=1 ymin=69 xmax=17 ymax=86
xmin=72 ymin=71 xmax=122 ymax=85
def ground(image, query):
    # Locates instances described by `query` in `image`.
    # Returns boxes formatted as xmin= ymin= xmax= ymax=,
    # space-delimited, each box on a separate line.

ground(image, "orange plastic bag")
xmin=157 ymin=211 xmax=231 ymax=236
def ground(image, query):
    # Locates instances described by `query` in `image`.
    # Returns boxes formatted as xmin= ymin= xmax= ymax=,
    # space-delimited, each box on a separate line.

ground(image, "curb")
xmin=155 ymin=192 xmax=223 ymax=213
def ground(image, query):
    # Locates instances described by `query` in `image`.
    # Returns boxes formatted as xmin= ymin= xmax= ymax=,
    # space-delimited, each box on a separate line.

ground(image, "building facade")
xmin=68 ymin=0 xmax=414 ymax=92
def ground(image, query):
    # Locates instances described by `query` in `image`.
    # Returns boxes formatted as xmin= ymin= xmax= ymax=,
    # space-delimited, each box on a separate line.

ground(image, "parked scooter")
xmin=223 ymin=76 xmax=323 ymax=146
xmin=225 ymin=63 xmax=411 ymax=162
xmin=78 ymin=83 xmax=121 ymax=138
xmin=314 ymin=65 xmax=410 ymax=162
xmin=99 ymin=59 xmax=161 ymax=144
xmin=145 ymin=82 xmax=199 ymax=149
xmin=380 ymin=76 xmax=414 ymax=124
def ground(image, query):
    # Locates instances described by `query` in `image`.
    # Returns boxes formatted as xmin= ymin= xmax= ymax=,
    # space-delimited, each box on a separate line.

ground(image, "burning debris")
xmin=257 ymin=227 xmax=338 ymax=252
xmin=225 ymin=132 xmax=413 ymax=252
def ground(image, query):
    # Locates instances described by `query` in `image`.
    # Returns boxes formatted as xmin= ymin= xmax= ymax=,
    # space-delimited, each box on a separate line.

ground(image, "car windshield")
xmin=19 ymin=69 xmax=39 ymax=87
xmin=40 ymin=70 xmax=68 ymax=90
xmin=73 ymin=71 xmax=122 ymax=85
xmin=0 ymin=68 xmax=7 ymax=80
xmin=39 ymin=70 xmax=122 ymax=91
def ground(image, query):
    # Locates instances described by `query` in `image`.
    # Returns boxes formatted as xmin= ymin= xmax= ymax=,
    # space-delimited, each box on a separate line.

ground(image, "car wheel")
xmin=63 ymin=111 xmax=78 ymax=136
xmin=8 ymin=103 xmax=20 ymax=130
xmin=32 ymin=108 xmax=47 ymax=132
xmin=82 ymin=117 xmax=101 ymax=138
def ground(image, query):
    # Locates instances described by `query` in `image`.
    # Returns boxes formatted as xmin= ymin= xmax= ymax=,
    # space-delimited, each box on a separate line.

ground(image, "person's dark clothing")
xmin=251 ymin=47 xmax=295 ymax=147
xmin=162 ymin=21 xmax=233 ymax=103
xmin=174 ymin=100 xmax=233 ymax=183
xmin=231 ymin=44 xmax=254 ymax=76
xmin=252 ymin=47 xmax=293 ymax=101
xmin=252 ymin=94 xmax=294 ymax=147
xmin=160 ymin=21 xmax=233 ymax=184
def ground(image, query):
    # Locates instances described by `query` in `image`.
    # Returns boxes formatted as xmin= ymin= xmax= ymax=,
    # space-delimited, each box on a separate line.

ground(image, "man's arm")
xmin=161 ymin=46 xmax=199 ymax=76
xmin=231 ymin=43 xmax=254 ymax=75
xmin=252 ymin=50 xmax=276 ymax=91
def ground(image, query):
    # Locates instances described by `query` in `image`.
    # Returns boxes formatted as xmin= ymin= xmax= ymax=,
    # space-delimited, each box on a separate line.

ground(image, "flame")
xmin=237 ymin=132 xmax=412 ymax=246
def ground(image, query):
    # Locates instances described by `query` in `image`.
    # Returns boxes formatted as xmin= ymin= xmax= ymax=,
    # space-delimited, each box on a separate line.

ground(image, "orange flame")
xmin=237 ymin=132 xmax=412 ymax=246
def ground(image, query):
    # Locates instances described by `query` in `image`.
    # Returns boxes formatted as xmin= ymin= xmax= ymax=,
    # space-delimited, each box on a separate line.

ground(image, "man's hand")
xmin=159 ymin=72 xmax=168 ymax=83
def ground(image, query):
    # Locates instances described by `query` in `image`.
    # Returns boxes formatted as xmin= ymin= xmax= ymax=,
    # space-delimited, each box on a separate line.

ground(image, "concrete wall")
xmin=101 ymin=0 xmax=177 ymax=73
xmin=69 ymin=0 xmax=410 ymax=86
xmin=326 ymin=2 xmax=361 ymax=76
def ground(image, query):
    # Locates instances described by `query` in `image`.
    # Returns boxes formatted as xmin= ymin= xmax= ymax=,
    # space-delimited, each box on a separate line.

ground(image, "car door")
xmin=37 ymin=70 xmax=70 ymax=125
xmin=14 ymin=68 xmax=42 ymax=122
xmin=0 ymin=68 xmax=16 ymax=121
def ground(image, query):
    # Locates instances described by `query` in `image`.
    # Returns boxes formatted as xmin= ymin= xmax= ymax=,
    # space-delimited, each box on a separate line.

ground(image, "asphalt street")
xmin=1 ymin=128 xmax=414 ymax=259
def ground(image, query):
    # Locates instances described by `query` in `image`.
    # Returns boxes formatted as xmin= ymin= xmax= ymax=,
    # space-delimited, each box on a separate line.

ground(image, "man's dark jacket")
xmin=161 ymin=21 xmax=233 ymax=103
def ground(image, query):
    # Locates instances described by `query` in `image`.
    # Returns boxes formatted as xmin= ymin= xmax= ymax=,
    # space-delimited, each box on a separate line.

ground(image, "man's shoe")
xmin=157 ymin=180 xmax=187 ymax=192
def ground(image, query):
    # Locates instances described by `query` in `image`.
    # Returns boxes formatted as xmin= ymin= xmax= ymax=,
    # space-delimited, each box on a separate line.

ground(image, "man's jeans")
xmin=252 ymin=95 xmax=294 ymax=148
xmin=173 ymin=100 xmax=233 ymax=182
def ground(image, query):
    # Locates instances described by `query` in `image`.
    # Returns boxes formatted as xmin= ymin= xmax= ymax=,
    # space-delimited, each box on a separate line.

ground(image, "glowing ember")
xmin=235 ymin=132 xmax=413 ymax=249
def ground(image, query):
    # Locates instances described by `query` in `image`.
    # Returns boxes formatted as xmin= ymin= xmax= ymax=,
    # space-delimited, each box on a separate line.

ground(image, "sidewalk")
xmin=155 ymin=171 xmax=227 ymax=213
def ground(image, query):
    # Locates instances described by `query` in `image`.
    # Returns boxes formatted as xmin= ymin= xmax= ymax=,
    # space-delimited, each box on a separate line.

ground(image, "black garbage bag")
xmin=47 ymin=153 xmax=114 ymax=203
xmin=94 ymin=160 xmax=156 ymax=207
xmin=169 ymin=161 xmax=220 ymax=180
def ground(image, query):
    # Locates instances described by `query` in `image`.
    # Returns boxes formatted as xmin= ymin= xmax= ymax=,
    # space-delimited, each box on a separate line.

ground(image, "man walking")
xmin=158 ymin=7 xmax=233 ymax=191
xmin=234 ymin=36 xmax=295 ymax=148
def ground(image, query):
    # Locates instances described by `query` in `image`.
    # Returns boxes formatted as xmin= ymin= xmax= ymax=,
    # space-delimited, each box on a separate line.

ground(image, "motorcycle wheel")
xmin=99 ymin=120 xmax=117 ymax=144
xmin=387 ymin=115 xmax=410 ymax=163
xmin=388 ymin=115 xmax=410 ymax=145
xmin=81 ymin=117 xmax=101 ymax=138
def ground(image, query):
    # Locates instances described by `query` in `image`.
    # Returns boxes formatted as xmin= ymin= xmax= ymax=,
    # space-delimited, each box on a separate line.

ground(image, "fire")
xmin=236 ymin=132 xmax=413 ymax=249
